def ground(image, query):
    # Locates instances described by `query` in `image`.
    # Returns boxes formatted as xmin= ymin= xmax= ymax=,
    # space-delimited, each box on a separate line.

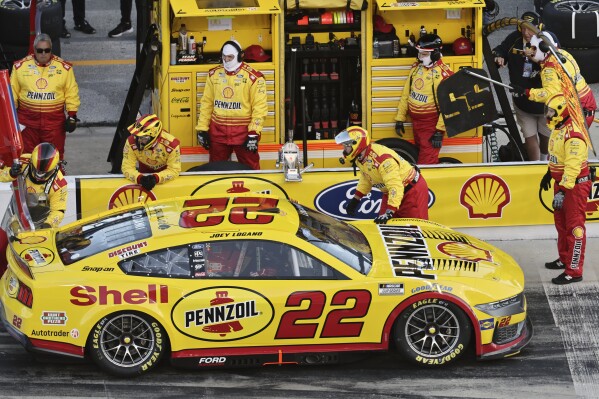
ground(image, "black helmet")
xmin=416 ymin=34 xmax=443 ymax=52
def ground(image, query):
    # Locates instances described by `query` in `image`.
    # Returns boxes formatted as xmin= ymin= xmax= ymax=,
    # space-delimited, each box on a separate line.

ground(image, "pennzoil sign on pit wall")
xmin=75 ymin=163 xmax=599 ymax=228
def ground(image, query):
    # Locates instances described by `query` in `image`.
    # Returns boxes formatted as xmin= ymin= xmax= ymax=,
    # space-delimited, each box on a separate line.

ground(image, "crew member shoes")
xmin=61 ymin=24 xmax=71 ymax=38
xmin=545 ymin=259 xmax=565 ymax=269
xmin=108 ymin=21 xmax=134 ymax=38
xmin=552 ymin=272 xmax=582 ymax=285
xmin=74 ymin=20 xmax=96 ymax=34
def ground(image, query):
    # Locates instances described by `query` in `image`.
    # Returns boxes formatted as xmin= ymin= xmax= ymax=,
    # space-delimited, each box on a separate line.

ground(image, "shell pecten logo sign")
xmin=172 ymin=287 xmax=275 ymax=342
xmin=460 ymin=174 xmax=510 ymax=219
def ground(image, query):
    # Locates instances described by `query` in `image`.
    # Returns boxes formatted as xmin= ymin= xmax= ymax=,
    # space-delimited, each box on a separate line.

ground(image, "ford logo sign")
xmin=315 ymin=181 xmax=435 ymax=221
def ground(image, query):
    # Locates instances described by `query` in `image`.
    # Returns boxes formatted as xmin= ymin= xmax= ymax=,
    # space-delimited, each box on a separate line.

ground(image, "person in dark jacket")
xmin=492 ymin=11 xmax=548 ymax=161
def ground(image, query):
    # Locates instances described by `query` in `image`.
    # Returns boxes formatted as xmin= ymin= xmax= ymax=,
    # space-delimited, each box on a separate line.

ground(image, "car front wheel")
xmin=393 ymin=299 xmax=471 ymax=367
xmin=88 ymin=312 xmax=167 ymax=377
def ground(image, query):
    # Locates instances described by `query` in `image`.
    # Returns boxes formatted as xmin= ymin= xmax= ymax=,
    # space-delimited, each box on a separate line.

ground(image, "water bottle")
xmin=373 ymin=37 xmax=380 ymax=59
xmin=179 ymin=24 xmax=187 ymax=53
xmin=188 ymin=35 xmax=196 ymax=55
xmin=170 ymin=38 xmax=177 ymax=65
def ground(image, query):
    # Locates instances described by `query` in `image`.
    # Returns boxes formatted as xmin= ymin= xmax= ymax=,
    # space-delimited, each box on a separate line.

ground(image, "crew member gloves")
xmin=345 ymin=197 xmax=360 ymax=216
xmin=374 ymin=209 xmax=394 ymax=224
xmin=540 ymin=169 xmax=552 ymax=191
xmin=431 ymin=131 xmax=444 ymax=148
xmin=395 ymin=121 xmax=405 ymax=137
xmin=510 ymin=85 xmax=527 ymax=98
xmin=9 ymin=162 xmax=21 ymax=178
xmin=65 ymin=114 xmax=79 ymax=133
xmin=139 ymin=174 xmax=157 ymax=191
xmin=552 ymin=190 xmax=565 ymax=210
xmin=244 ymin=133 xmax=259 ymax=153
xmin=197 ymin=130 xmax=210 ymax=150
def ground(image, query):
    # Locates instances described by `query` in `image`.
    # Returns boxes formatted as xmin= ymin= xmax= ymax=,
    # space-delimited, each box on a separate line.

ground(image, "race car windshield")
xmin=291 ymin=202 xmax=373 ymax=275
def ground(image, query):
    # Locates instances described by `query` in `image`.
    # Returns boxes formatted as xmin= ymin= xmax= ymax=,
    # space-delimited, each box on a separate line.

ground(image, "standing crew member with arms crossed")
xmin=335 ymin=126 xmax=429 ymax=223
xmin=122 ymin=114 xmax=181 ymax=191
xmin=10 ymin=34 xmax=80 ymax=165
xmin=196 ymin=40 xmax=268 ymax=170
xmin=394 ymin=34 xmax=453 ymax=165
xmin=541 ymin=93 xmax=592 ymax=285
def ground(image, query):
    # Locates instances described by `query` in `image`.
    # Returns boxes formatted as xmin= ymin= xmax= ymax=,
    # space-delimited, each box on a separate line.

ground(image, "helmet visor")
xmin=31 ymin=166 xmax=55 ymax=182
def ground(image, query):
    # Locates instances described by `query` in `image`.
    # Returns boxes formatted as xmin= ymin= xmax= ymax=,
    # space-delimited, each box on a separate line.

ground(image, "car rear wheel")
xmin=393 ymin=299 xmax=471 ymax=366
xmin=88 ymin=312 xmax=167 ymax=377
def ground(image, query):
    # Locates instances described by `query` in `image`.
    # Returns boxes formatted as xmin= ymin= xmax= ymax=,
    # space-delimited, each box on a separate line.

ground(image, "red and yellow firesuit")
xmin=548 ymin=116 xmax=591 ymax=279
xmin=0 ymin=155 xmax=67 ymax=275
xmin=10 ymin=55 xmax=80 ymax=160
xmin=122 ymin=131 xmax=181 ymax=185
xmin=196 ymin=63 xmax=268 ymax=170
xmin=527 ymin=50 xmax=597 ymax=127
xmin=353 ymin=143 xmax=429 ymax=219
xmin=395 ymin=60 xmax=453 ymax=165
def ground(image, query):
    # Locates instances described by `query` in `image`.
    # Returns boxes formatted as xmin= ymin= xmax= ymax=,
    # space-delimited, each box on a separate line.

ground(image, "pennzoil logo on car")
xmin=172 ymin=287 xmax=274 ymax=342
xmin=41 ymin=311 xmax=68 ymax=326
xmin=20 ymin=247 xmax=54 ymax=266
xmin=378 ymin=283 xmax=404 ymax=296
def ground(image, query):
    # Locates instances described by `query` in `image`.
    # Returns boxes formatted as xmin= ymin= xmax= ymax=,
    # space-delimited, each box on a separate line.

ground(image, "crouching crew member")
xmin=122 ymin=114 xmax=181 ymax=191
xmin=335 ymin=126 xmax=429 ymax=223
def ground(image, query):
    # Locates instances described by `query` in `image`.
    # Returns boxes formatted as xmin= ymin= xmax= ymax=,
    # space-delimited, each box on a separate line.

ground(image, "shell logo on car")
xmin=172 ymin=287 xmax=275 ymax=341
xmin=460 ymin=174 xmax=510 ymax=219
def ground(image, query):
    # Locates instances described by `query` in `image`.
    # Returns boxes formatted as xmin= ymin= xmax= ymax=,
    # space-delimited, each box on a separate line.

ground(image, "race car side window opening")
xmin=119 ymin=239 xmax=341 ymax=279
xmin=57 ymin=207 xmax=151 ymax=265
xmin=291 ymin=202 xmax=373 ymax=275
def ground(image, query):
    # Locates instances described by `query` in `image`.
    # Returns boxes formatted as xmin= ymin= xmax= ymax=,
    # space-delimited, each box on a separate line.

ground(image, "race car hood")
xmin=358 ymin=221 xmax=524 ymax=287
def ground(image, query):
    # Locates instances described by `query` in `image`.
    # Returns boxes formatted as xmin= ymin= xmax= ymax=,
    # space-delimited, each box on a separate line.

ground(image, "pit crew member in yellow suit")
xmin=10 ymin=33 xmax=80 ymax=162
xmin=195 ymin=40 xmax=268 ymax=170
xmin=122 ymin=114 xmax=181 ymax=191
xmin=0 ymin=143 xmax=67 ymax=275
xmin=513 ymin=31 xmax=596 ymax=128
xmin=540 ymin=93 xmax=592 ymax=285
xmin=394 ymin=34 xmax=454 ymax=165
xmin=335 ymin=126 xmax=429 ymax=223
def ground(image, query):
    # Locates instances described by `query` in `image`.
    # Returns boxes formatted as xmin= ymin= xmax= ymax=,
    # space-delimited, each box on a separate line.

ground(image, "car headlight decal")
xmin=474 ymin=293 xmax=524 ymax=317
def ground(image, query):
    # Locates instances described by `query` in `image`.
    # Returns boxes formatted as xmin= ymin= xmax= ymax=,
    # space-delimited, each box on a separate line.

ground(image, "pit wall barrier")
xmin=1 ymin=162 xmax=597 ymax=239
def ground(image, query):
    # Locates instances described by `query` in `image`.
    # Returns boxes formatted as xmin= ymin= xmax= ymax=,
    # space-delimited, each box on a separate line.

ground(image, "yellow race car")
xmin=0 ymin=192 xmax=532 ymax=376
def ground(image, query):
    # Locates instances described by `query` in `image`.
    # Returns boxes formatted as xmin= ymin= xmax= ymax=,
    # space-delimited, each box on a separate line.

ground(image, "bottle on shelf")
xmin=170 ymin=38 xmax=177 ymax=65
xmin=188 ymin=35 xmax=196 ymax=56
xmin=373 ymin=37 xmax=380 ymax=59
xmin=179 ymin=24 xmax=188 ymax=53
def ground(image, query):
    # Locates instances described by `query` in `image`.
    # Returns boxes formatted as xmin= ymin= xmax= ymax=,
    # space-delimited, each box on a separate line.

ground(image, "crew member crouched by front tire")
xmin=335 ymin=126 xmax=429 ymax=223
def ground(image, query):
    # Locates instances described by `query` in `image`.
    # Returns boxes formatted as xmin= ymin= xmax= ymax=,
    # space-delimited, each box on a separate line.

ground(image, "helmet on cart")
xmin=416 ymin=34 xmax=443 ymax=64
xmin=29 ymin=143 xmax=60 ymax=184
xmin=544 ymin=93 xmax=570 ymax=130
xmin=128 ymin=114 xmax=163 ymax=150
xmin=452 ymin=37 xmax=473 ymax=55
xmin=335 ymin=126 xmax=371 ymax=162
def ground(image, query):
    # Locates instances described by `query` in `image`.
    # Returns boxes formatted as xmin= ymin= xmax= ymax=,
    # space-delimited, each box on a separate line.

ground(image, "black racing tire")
xmin=88 ymin=312 xmax=168 ymax=377
xmin=542 ymin=0 xmax=599 ymax=48
xmin=0 ymin=1 xmax=62 ymax=47
xmin=187 ymin=160 xmax=254 ymax=172
xmin=393 ymin=299 xmax=471 ymax=367
xmin=375 ymin=138 xmax=419 ymax=164
xmin=561 ymin=46 xmax=599 ymax=83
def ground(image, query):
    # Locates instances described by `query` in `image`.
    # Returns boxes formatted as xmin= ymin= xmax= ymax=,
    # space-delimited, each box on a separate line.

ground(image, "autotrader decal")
xmin=172 ymin=287 xmax=274 ymax=342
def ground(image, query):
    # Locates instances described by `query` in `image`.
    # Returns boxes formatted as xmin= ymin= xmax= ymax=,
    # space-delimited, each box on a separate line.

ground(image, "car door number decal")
xmin=275 ymin=290 xmax=372 ymax=339
xmin=179 ymin=197 xmax=279 ymax=228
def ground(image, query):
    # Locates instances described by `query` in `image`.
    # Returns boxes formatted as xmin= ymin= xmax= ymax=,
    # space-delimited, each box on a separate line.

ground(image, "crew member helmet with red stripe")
xmin=335 ymin=126 xmax=371 ymax=162
xmin=29 ymin=142 xmax=60 ymax=184
xmin=128 ymin=114 xmax=163 ymax=150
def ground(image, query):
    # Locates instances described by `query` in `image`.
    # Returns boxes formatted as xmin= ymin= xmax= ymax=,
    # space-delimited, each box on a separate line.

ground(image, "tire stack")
xmin=0 ymin=0 xmax=62 ymax=70
xmin=541 ymin=0 xmax=599 ymax=83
